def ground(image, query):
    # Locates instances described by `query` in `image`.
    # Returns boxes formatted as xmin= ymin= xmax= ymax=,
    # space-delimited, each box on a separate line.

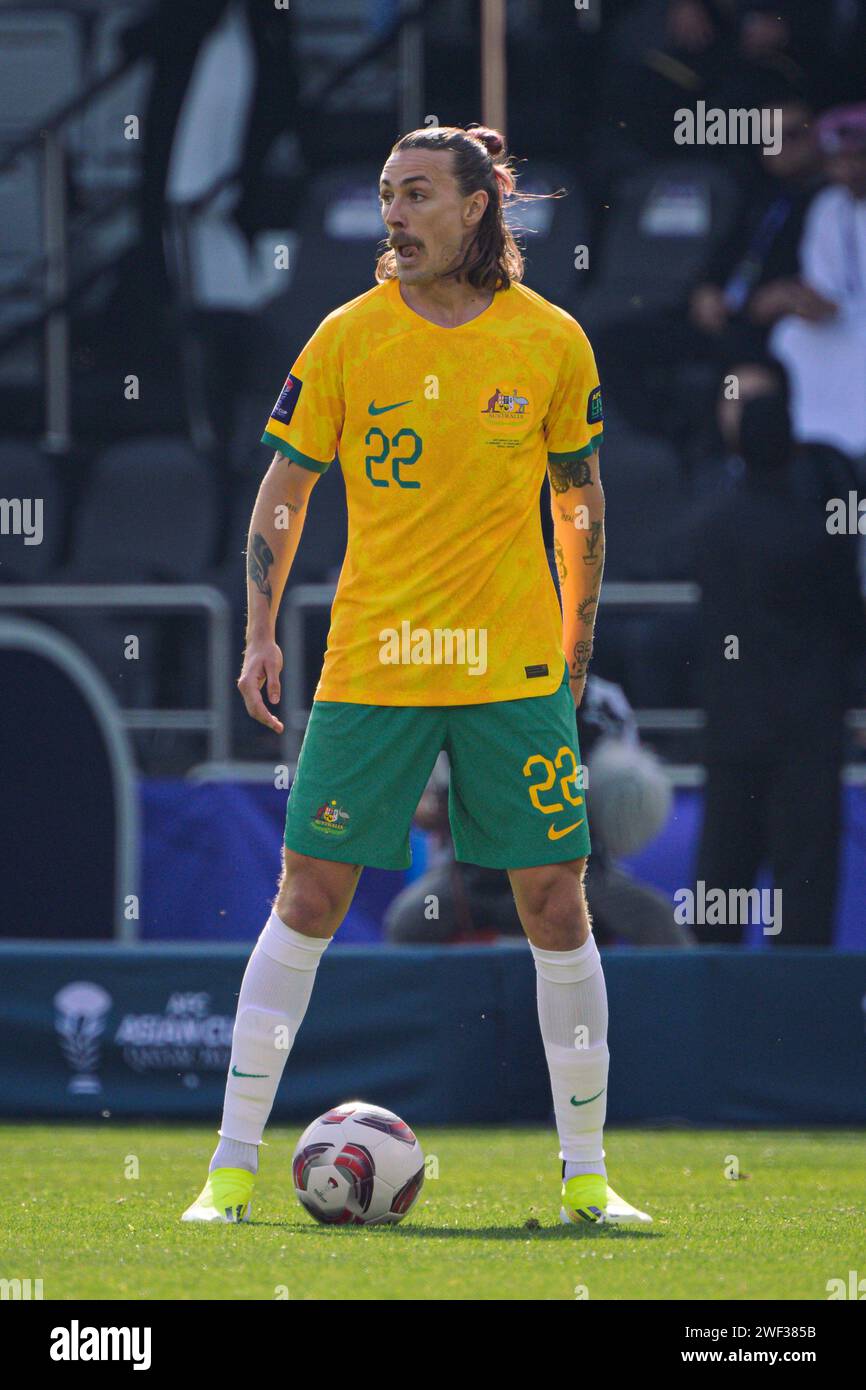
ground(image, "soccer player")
xmin=182 ymin=124 xmax=651 ymax=1228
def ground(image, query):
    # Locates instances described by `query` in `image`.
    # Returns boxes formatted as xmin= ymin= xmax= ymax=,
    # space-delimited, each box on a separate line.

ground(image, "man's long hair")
xmin=375 ymin=124 xmax=561 ymax=293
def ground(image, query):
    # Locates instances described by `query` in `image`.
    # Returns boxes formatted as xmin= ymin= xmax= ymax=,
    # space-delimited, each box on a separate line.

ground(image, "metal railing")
xmin=279 ymin=581 xmax=707 ymax=761
xmin=0 ymin=585 xmax=233 ymax=761
xmin=0 ymin=614 xmax=140 ymax=941
xmin=0 ymin=0 xmax=446 ymax=447
xmin=279 ymin=581 xmax=866 ymax=780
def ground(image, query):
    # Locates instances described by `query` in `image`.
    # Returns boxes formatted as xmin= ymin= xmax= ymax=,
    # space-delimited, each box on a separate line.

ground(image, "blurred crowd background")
xmin=3 ymin=0 xmax=866 ymax=946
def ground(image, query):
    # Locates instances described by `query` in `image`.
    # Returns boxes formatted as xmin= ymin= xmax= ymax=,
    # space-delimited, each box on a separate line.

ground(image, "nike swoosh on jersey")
xmin=547 ymin=818 xmax=585 ymax=840
xmin=368 ymin=399 xmax=412 ymax=415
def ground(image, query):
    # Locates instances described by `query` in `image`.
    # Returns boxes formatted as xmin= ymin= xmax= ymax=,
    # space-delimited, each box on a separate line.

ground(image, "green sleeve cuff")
xmin=261 ymin=431 xmax=333 ymax=473
xmin=547 ymin=433 xmax=604 ymax=464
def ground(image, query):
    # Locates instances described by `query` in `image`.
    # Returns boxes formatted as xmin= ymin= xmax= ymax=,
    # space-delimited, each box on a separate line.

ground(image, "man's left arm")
xmin=549 ymin=447 xmax=605 ymax=709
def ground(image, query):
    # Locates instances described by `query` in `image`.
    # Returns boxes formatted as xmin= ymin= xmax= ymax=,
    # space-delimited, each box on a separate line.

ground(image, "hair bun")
xmin=468 ymin=124 xmax=506 ymax=158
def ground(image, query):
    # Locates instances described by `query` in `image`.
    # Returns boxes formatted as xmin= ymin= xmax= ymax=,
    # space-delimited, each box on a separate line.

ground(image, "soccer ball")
xmin=291 ymin=1100 xmax=425 ymax=1227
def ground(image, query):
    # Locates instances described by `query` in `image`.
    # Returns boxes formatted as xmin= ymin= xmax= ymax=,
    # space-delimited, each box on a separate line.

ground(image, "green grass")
xmin=1 ymin=1125 xmax=863 ymax=1300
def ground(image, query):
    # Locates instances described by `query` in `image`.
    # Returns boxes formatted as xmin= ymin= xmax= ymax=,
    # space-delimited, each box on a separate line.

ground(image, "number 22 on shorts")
xmin=522 ymin=748 xmax=586 ymax=841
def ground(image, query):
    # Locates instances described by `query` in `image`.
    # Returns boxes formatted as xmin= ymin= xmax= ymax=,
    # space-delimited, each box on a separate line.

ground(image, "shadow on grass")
xmin=249 ymin=1221 xmax=662 ymax=1241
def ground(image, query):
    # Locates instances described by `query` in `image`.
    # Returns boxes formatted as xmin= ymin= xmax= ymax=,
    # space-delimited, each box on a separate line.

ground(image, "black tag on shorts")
xmin=525 ymin=664 xmax=549 ymax=679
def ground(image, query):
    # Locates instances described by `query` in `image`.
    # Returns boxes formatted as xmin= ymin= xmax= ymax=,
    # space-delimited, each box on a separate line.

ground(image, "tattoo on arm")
xmin=570 ymin=637 xmax=593 ymax=681
xmin=583 ymin=520 xmax=602 ymax=566
xmin=578 ymin=587 xmax=599 ymax=625
xmin=548 ymin=456 xmax=595 ymax=494
xmin=554 ymin=537 xmax=567 ymax=582
xmin=248 ymin=531 xmax=275 ymax=606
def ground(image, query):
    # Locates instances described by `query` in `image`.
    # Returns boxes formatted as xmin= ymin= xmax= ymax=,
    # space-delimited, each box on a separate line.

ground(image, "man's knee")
xmin=510 ymin=858 xmax=587 ymax=918
xmin=508 ymin=858 xmax=590 ymax=948
xmin=274 ymin=849 xmax=360 ymax=938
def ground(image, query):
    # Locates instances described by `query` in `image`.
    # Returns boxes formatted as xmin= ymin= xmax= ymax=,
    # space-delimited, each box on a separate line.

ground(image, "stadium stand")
xmin=0 ymin=0 xmax=864 ymax=936
xmin=574 ymin=159 xmax=741 ymax=331
xmin=49 ymin=437 xmax=220 ymax=723
xmin=0 ymin=441 xmax=65 ymax=580
xmin=506 ymin=161 xmax=589 ymax=306
xmin=0 ymin=8 xmax=84 ymax=134
xmin=259 ymin=162 xmax=390 ymax=372
xmin=0 ymin=153 xmax=42 ymax=390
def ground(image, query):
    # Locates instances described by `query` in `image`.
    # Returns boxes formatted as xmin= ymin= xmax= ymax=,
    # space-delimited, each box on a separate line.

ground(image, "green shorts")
xmin=284 ymin=661 xmax=591 ymax=870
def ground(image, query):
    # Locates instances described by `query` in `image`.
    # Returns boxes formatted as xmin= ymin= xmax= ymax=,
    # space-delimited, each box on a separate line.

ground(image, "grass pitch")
xmin=1 ymin=1125 xmax=862 ymax=1301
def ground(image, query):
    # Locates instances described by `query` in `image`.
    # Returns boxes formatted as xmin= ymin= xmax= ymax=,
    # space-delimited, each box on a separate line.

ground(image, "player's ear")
xmin=465 ymin=188 xmax=488 ymax=228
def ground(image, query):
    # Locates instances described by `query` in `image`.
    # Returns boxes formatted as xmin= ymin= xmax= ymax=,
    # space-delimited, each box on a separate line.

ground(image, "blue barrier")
xmin=138 ymin=780 xmax=866 ymax=948
xmin=2 ymin=944 xmax=864 ymax=1125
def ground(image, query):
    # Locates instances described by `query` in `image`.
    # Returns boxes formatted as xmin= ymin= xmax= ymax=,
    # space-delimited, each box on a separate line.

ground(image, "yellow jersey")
xmin=262 ymin=275 xmax=603 ymax=705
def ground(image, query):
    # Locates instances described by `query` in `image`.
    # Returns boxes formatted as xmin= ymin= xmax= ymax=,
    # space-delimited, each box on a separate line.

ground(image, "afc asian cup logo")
xmin=54 ymin=981 xmax=112 ymax=1096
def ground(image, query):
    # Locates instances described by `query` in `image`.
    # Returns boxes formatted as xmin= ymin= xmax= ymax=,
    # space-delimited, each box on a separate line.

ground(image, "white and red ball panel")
xmin=291 ymin=1101 xmax=425 ymax=1226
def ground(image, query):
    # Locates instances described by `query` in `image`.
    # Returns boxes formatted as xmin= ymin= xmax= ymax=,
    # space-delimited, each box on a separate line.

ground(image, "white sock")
xmin=210 ymin=1135 xmax=259 ymax=1175
xmin=212 ymin=910 xmax=330 ymax=1163
xmin=531 ymin=934 xmax=609 ymax=1179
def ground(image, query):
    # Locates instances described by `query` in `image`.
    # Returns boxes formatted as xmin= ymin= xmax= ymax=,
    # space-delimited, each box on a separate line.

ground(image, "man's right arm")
xmin=238 ymin=451 xmax=320 ymax=732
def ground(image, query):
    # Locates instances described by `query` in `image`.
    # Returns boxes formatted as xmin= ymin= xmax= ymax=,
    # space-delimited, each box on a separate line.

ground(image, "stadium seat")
xmin=0 ymin=8 xmax=84 ymax=136
xmin=207 ymin=457 xmax=348 ymax=756
xmin=71 ymin=3 xmax=152 ymax=193
xmin=217 ymin=457 xmax=347 ymax=588
xmin=258 ymin=162 xmax=387 ymax=368
xmin=0 ymin=441 xmax=65 ymax=580
xmin=0 ymin=151 xmax=42 ymax=388
xmin=68 ymin=435 xmax=218 ymax=581
xmin=54 ymin=436 xmax=220 ymax=712
xmin=575 ymin=159 xmax=741 ymax=331
xmin=597 ymin=415 xmax=685 ymax=582
xmin=506 ymin=161 xmax=589 ymax=307
xmin=593 ymin=409 xmax=700 ymax=707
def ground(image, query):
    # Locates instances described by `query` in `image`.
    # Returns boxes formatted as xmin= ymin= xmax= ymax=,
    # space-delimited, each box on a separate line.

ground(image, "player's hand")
xmin=237 ymin=639 xmax=284 ymax=734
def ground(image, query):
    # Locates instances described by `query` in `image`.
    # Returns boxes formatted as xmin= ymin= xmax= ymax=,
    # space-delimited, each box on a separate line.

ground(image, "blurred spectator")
xmin=770 ymin=102 xmax=866 ymax=467
xmin=121 ymin=0 xmax=300 ymax=311
xmin=820 ymin=0 xmax=866 ymax=108
xmin=721 ymin=1 xmax=866 ymax=112
xmin=588 ymin=0 xmax=736 ymax=201
xmin=698 ymin=357 xmax=861 ymax=508
xmin=692 ymin=95 xmax=824 ymax=345
xmin=711 ymin=2 xmax=819 ymax=114
xmin=384 ymin=676 xmax=692 ymax=947
xmin=593 ymin=90 xmax=825 ymax=442
xmin=683 ymin=372 xmax=866 ymax=944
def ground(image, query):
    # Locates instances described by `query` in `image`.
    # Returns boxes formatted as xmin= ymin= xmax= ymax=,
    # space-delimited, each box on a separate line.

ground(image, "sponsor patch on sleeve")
xmin=586 ymin=385 xmax=603 ymax=426
xmin=271 ymin=373 xmax=303 ymax=424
